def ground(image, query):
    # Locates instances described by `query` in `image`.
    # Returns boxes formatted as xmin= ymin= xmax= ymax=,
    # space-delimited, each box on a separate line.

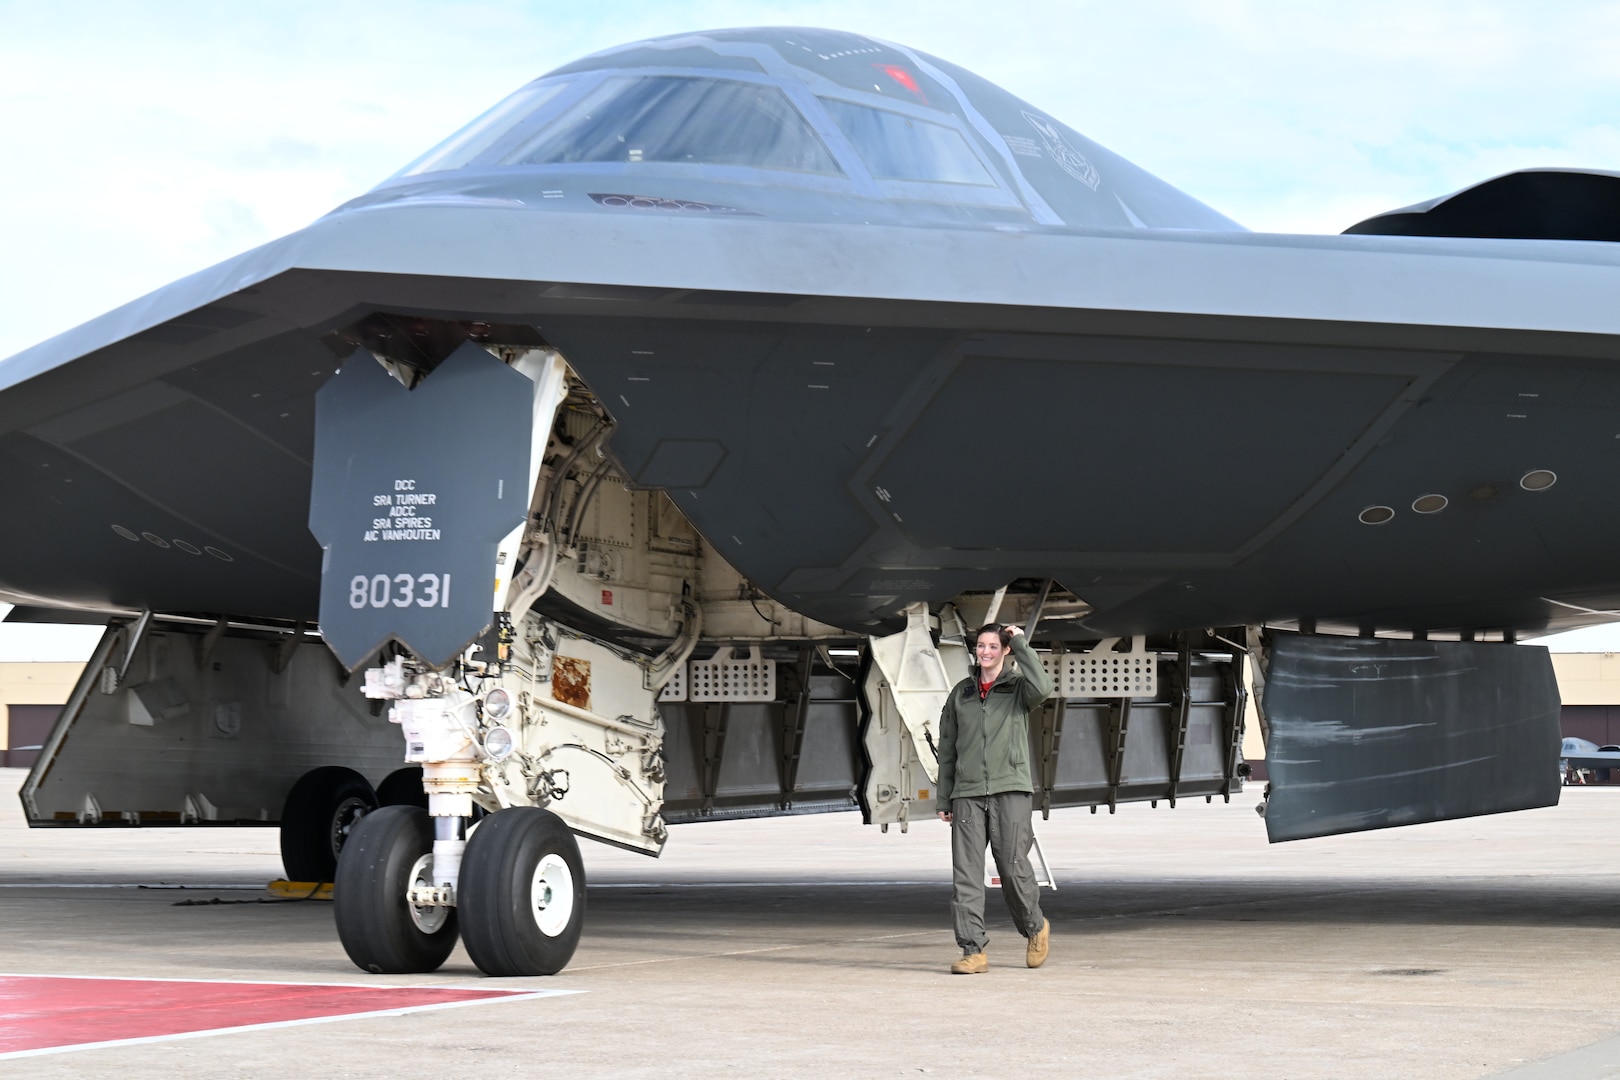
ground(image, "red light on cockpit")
xmin=875 ymin=64 xmax=927 ymax=102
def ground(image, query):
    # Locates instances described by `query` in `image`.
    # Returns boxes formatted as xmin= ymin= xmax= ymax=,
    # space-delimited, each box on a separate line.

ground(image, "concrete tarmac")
xmin=4 ymin=766 xmax=1620 ymax=1079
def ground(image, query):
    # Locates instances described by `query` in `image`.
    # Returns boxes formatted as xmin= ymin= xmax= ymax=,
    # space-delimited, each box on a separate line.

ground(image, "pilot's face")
xmin=975 ymin=632 xmax=1006 ymax=667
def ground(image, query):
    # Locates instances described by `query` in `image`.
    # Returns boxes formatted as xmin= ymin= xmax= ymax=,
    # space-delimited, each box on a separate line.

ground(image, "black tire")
xmin=376 ymin=767 xmax=429 ymax=809
xmin=279 ymin=766 xmax=378 ymax=883
xmin=333 ymin=805 xmax=459 ymax=974
xmin=458 ymin=807 xmax=586 ymax=976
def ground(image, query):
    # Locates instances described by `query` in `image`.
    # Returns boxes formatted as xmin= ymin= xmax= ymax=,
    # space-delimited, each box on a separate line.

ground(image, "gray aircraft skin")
xmin=3 ymin=26 xmax=1620 ymax=642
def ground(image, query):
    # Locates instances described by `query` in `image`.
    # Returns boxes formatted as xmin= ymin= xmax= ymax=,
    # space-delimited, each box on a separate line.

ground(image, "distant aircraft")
xmin=1559 ymin=737 xmax=1620 ymax=783
xmin=1 ymin=27 xmax=1605 ymax=976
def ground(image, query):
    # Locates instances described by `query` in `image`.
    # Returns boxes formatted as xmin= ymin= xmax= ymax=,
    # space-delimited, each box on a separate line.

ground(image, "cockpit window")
xmin=394 ymin=81 xmax=572 ymax=178
xmin=500 ymin=76 xmax=842 ymax=175
xmin=820 ymin=99 xmax=994 ymax=186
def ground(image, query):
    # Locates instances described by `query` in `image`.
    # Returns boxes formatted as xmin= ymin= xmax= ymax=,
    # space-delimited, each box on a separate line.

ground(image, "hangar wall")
xmin=0 ymin=663 xmax=81 ymax=768
xmin=1550 ymin=653 xmax=1620 ymax=707
xmin=1550 ymin=652 xmax=1620 ymax=751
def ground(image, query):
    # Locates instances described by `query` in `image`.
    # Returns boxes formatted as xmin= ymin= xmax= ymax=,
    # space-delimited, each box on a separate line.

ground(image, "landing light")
xmin=483 ymin=726 xmax=515 ymax=760
xmin=1358 ymin=505 xmax=1395 ymax=525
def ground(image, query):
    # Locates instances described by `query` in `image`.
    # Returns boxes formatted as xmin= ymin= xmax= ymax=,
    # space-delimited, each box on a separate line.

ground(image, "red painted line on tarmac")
xmin=0 ymin=974 xmax=573 ymax=1059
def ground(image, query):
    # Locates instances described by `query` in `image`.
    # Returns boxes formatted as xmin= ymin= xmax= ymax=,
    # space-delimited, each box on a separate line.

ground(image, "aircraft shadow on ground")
xmin=581 ymin=879 xmax=1620 ymax=934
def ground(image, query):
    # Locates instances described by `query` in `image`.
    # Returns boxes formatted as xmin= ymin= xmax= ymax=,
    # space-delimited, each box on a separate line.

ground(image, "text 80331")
xmin=348 ymin=573 xmax=452 ymax=609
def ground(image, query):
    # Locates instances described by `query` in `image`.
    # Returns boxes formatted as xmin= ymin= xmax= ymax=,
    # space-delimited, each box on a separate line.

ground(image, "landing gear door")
xmin=861 ymin=604 xmax=972 ymax=829
xmin=1261 ymin=634 xmax=1562 ymax=842
xmin=309 ymin=343 xmax=534 ymax=670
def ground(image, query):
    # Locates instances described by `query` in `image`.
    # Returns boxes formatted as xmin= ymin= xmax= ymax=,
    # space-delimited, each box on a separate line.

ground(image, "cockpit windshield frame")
xmin=498 ymin=73 xmax=844 ymax=176
xmin=351 ymin=28 xmax=1246 ymax=233
xmin=812 ymin=93 xmax=1022 ymax=210
xmin=819 ymin=97 xmax=994 ymax=186
xmin=390 ymin=80 xmax=576 ymax=180
xmin=378 ymin=65 xmax=1030 ymax=213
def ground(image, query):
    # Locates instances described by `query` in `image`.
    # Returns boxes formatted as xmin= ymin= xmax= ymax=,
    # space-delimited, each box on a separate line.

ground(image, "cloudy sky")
xmin=2 ymin=0 xmax=1619 ymax=657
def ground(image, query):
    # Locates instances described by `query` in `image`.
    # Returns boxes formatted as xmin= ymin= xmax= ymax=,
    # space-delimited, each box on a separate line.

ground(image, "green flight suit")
xmin=936 ymin=633 xmax=1054 ymax=954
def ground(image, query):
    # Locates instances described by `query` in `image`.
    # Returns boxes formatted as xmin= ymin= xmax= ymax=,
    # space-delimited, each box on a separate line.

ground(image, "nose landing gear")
xmin=333 ymin=803 xmax=586 ymax=976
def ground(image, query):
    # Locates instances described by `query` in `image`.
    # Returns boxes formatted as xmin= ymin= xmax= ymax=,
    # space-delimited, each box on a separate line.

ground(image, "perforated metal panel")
xmin=657 ymin=664 xmax=688 ymax=702
xmin=687 ymin=646 xmax=777 ymax=702
xmin=1043 ymin=639 xmax=1157 ymax=697
xmin=1063 ymin=653 xmax=1155 ymax=697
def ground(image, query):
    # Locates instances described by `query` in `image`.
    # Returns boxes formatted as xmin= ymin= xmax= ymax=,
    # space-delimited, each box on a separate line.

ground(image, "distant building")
xmin=0 ymin=662 xmax=82 ymax=768
xmin=1548 ymin=653 xmax=1620 ymax=747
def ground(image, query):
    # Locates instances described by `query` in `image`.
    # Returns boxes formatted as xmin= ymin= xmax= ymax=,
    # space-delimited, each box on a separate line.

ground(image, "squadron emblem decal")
xmin=1022 ymin=111 xmax=1100 ymax=190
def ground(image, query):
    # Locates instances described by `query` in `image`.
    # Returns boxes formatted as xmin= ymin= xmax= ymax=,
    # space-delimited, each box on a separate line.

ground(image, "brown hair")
xmin=976 ymin=624 xmax=1012 ymax=648
xmin=973 ymin=624 xmax=1013 ymax=686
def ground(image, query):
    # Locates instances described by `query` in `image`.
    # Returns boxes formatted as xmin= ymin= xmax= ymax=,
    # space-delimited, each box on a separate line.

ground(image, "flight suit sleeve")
xmin=936 ymin=690 xmax=958 ymax=811
xmin=1012 ymin=633 xmax=1054 ymax=707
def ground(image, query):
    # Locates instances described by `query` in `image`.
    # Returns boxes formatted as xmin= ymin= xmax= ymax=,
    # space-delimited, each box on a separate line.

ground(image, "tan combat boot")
xmin=950 ymin=951 xmax=988 ymax=975
xmin=1026 ymin=920 xmax=1050 ymax=968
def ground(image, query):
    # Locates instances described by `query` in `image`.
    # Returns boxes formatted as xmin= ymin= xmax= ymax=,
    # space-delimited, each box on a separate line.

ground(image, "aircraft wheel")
xmin=279 ymin=766 xmax=377 ymax=882
xmin=458 ymin=807 xmax=585 ymax=976
xmin=334 ymin=805 xmax=459 ymax=974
